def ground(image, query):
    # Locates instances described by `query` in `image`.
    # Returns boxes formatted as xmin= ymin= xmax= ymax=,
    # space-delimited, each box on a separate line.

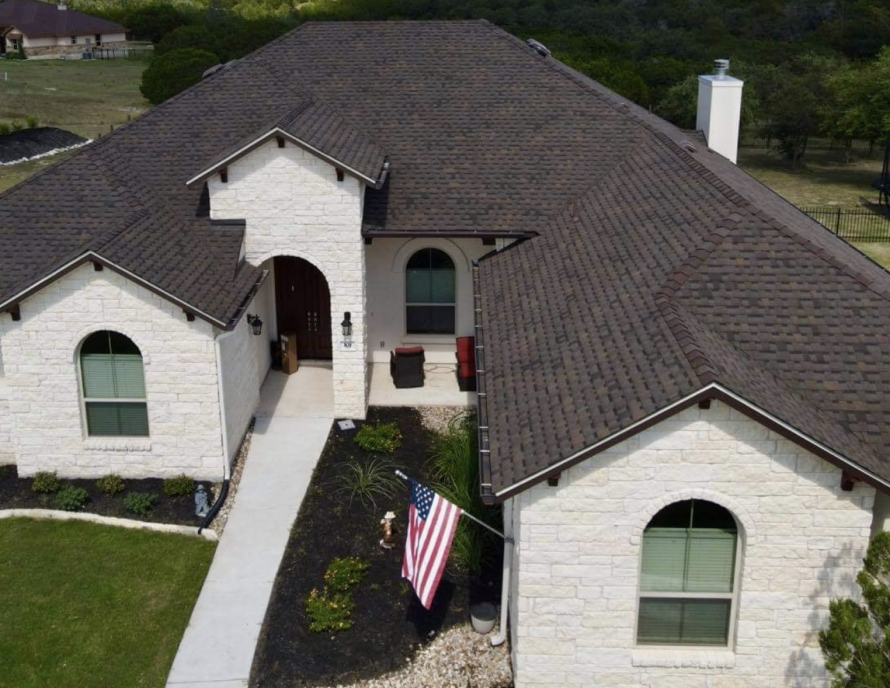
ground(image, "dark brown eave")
xmin=186 ymin=128 xmax=388 ymax=190
xmin=0 ymin=251 xmax=229 ymax=329
xmin=480 ymin=383 xmax=890 ymax=504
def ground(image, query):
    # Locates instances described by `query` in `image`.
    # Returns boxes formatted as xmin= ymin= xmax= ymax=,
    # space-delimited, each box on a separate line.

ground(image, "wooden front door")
xmin=274 ymin=257 xmax=332 ymax=360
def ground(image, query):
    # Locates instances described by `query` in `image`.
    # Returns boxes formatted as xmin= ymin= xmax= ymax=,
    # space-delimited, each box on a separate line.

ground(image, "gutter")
xmin=471 ymin=261 xmax=493 ymax=499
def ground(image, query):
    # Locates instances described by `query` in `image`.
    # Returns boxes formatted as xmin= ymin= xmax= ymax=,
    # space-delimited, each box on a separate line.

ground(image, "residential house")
xmin=0 ymin=0 xmax=126 ymax=58
xmin=1 ymin=21 xmax=889 ymax=688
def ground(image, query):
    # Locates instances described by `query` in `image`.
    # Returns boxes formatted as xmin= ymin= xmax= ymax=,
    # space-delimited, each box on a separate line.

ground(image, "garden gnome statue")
xmin=380 ymin=511 xmax=396 ymax=549
xmin=194 ymin=485 xmax=210 ymax=517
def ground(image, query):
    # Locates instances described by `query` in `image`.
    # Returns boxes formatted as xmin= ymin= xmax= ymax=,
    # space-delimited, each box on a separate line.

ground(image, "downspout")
xmin=214 ymin=327 xmax=235 ymax=481
xmin=491 ymin=496 xmax=513 ymax=647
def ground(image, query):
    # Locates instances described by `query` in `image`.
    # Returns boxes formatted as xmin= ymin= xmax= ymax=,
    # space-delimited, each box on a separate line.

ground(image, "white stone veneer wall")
xmin=217 ymin=276 xmax=275 ymax=465
xmin=509 ymin=400 xmax=875 ymax=688
xmin=209 ymin=139 xmax=368 ymax=418
xmin=0 ymin=264 xmax=225 ymax=480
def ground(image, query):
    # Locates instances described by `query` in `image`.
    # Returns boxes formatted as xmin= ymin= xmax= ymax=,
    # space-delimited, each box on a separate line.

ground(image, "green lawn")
xmin=738 ymin=146 xmax=884 ymax=207
xmin=853 ymin=243 xmax=890 ymax=271
xmin=0 ymin=58 xmax=149 ymax=138
xmin=0 ymin=59 xmax=149 ymax=195
xmin=0 ymin=518 xmax=215 ymax=688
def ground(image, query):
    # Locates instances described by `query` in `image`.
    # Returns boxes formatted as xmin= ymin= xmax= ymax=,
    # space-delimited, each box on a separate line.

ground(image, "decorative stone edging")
xmin=0 ymin=509 xmax=218 ymax=541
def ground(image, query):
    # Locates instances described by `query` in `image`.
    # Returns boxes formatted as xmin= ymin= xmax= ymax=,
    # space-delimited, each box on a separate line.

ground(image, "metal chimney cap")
xmin=714 ymin=59 xmax=730 ymax=78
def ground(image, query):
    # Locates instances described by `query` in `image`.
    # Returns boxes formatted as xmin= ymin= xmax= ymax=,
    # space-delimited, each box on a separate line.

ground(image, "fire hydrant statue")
xmin=380 ymin=511 xmax=396 ymax=549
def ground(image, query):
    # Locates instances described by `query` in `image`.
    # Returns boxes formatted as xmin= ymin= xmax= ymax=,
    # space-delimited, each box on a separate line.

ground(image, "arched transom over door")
xmin=274 ymin=256 xmax=332 ymax=360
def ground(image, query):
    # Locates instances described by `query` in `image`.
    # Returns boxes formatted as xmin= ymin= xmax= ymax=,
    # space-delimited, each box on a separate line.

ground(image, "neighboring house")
xmin=0 ymin=0 xmax=126 ymax=58
xmin=1 ymin=20 xmax=889 ymax=687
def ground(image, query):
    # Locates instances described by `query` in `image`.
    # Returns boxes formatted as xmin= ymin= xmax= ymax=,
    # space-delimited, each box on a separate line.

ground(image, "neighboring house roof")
xmin=3 ymin=21 xmax=890 ymax=493
xmin=0 ymin=0 xmax=125 ymax=37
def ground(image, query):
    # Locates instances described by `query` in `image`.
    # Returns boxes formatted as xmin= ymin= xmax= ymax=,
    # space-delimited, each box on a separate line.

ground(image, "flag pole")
xmin=394 ymin=469 xmax=514 ymax=543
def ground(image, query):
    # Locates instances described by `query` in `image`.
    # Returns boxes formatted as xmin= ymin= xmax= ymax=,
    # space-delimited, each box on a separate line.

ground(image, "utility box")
xmin=280 ymin=332 xmax=299 ymax=375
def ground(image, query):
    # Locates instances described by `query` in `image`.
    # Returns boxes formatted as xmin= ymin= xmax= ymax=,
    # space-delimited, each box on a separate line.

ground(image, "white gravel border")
xmin=0 ymin=140 xmax=91 ymax=166
xmin=0 ymin=508 xmax=218 ymax=540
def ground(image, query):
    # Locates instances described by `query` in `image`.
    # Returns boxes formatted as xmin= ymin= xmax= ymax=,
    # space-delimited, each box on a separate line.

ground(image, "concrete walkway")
xmin=167 ymin=370 xmax=333 ymax=688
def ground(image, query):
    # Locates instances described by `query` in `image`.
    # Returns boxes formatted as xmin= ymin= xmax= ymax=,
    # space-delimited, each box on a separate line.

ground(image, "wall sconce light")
xmin=247 ymin=314 xmax=263 ymax=336
xmin=341 ymin=311 xmax=353 ymax=348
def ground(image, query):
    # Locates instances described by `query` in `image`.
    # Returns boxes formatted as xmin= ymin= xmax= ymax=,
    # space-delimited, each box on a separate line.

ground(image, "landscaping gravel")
xmin=331 ymin=625 xmax=512 ymax=688
xmin=209 ymin=421 xmax=254 ymax=536
xmin=418 ymin=406 xmax=474 ymax=435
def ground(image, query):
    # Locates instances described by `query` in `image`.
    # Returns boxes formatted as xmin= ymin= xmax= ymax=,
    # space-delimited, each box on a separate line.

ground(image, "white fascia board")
xmin=185 ymin=127 xmax=380 ymax=187
xmin=0 ymin=251 xmax=228 ymax=329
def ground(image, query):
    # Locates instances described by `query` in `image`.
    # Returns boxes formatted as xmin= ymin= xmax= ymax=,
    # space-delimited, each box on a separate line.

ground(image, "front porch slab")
xmin=367 ymin=361 xmax=475 ymax=408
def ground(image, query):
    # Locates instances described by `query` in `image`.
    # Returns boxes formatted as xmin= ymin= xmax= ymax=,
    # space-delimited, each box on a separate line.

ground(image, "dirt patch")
xmin=0 ymin=465 xmax=211 ymax=527
xmin=250 ymin=407 xmax=501 ymax=688
xmin=0 ymin=126 xmax=86 ymax=164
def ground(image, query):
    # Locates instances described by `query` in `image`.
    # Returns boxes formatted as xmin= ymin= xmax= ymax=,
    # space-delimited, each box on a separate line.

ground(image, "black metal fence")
xmin=801 ymin=206 xmax=890 ymax=243
xmin=740 ymin=135 xmax=880 ymax=157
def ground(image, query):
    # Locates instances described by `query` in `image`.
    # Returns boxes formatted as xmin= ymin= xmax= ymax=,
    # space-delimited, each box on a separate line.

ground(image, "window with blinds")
xmin=637 ymin=500 xmax=739 ymax=647
xmin=406 ymin=248 xmax=456 ymax=335
xmin=79 ymin=331 xmax=149 ymax=437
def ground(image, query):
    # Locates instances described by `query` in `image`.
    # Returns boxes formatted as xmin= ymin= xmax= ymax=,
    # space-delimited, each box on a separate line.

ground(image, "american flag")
xmin=401 ymin=479 xmax=462 ymax=609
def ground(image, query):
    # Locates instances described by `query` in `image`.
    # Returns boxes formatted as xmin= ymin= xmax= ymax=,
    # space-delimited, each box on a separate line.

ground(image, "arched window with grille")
xmin=405 ymin=248 xmax=456 ymax=335
xmin=636 ymin=500 xmax=741 ymax=647
xmin=79 ymin=331 xmax=149 ymax=437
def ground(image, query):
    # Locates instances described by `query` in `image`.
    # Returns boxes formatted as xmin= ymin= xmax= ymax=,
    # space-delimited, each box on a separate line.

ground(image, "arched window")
xmin=79 ymin=331 xmax=149 ymax=437
xmin=405 ymin=248 xmax=456 ymax=335
xmin=637 ymin=500 xmax=740 ymax=647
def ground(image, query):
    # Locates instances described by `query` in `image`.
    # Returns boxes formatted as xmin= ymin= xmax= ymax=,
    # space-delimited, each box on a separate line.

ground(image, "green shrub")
xmin=10 ymin=120 xmax=24 ymax=132
xmin=323 ymin=557 xmax=370 ymax=593
xmin=95 ymin=474 xmax=125 ymax=496
xmin=31 ymin=471 xmax=62 ymax=494
xmin=334 ymin=457 xmax=401 ymax=509
xmin=54 ymin=485 xmax=90 ymax=512
xmin=163 ymin=474 xmax=194 ymax=498
xmin=140 ymin=47 xmax=219 ymax=105
xmin=428 ymin=417 xmax=502 ymax=574
xmin=25 ymin=115 xmax=38 ymax=129
xmin=0 ymin=122 xmax=10 ymax=136
xmin=306 ymin=556 xmax=370 ymax=633
xmin=354 ymin=421 xmax=402 ymax=454
xmin=123 ymin=492 xmax=158 ymax=516
xmin=305 ymin=588 xmax=355 ymax=633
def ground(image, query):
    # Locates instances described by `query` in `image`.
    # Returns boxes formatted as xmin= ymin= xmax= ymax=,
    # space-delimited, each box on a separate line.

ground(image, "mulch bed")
xmin=0 ymin=126 xmax=86 ymax=164
xmin=251 ymin=407 xmax=502 ymax=688
xmin=0 ymin=465 xmax=212 ymax=526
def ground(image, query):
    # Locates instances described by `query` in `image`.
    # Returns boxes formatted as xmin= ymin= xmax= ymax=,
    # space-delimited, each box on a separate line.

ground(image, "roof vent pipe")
xmin=696 ymin=58 xmax=743 ymax=164
xmin=526 ymin=39 xmax=551 ymax=58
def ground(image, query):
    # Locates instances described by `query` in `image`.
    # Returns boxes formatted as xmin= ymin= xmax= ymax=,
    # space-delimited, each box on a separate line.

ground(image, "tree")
xmin=140 ymin=48 xmax=219 ymax=105
xmin=821 ymin=47 xmax=890 ymax=159
xmin=819 ymin=531 xmax=890 ymax=688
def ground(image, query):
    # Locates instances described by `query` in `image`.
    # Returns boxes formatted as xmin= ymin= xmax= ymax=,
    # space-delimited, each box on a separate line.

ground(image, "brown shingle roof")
xmin=475 ymin=42 xmax=890 ymax=498
xmin=0 ymin=0 xmax=125 ymax=37
xmin=3 ymin=20 xmax=890 ymax=492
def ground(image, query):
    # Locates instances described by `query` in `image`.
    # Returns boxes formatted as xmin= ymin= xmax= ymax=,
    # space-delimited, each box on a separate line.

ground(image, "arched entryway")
xmin=274 ymin=256 xmax=332 ymax=360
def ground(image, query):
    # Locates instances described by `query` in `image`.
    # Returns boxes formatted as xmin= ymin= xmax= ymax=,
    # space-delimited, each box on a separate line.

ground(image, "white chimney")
xmin=58 ymin=1 xmax=67 ymax=9
xmin=696 ymin=59 xmax=743 ymax=164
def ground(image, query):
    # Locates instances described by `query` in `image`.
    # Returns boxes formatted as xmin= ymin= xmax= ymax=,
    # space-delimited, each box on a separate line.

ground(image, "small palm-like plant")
xmin=334 ymin=457 xmax=402 ymax=509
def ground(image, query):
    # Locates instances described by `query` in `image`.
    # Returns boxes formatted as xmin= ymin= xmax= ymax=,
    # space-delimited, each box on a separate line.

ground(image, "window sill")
xmin=401 ymin=335 xmax=456 ymax=345
xmin=632 ymin=648 xmax=735 ymax=669
xmin=83 ymin=438 xmax=152 ymax=453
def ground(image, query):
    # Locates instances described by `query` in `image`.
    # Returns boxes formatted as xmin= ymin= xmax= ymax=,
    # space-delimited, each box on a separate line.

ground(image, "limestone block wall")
xmin=209 ymin=138 xmax=368 ymax=418
xmin=0 ymin=264 xmax=225 ymax=480
xmin=509 ymin=400 xmax=875 ymax=688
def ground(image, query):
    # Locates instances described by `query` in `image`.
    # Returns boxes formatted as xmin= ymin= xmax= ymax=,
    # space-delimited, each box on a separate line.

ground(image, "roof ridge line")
xmin=654 ymin=295 xmax=719 ymax=386
xmin=478 ymin=21 xmax=890 ymax=310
